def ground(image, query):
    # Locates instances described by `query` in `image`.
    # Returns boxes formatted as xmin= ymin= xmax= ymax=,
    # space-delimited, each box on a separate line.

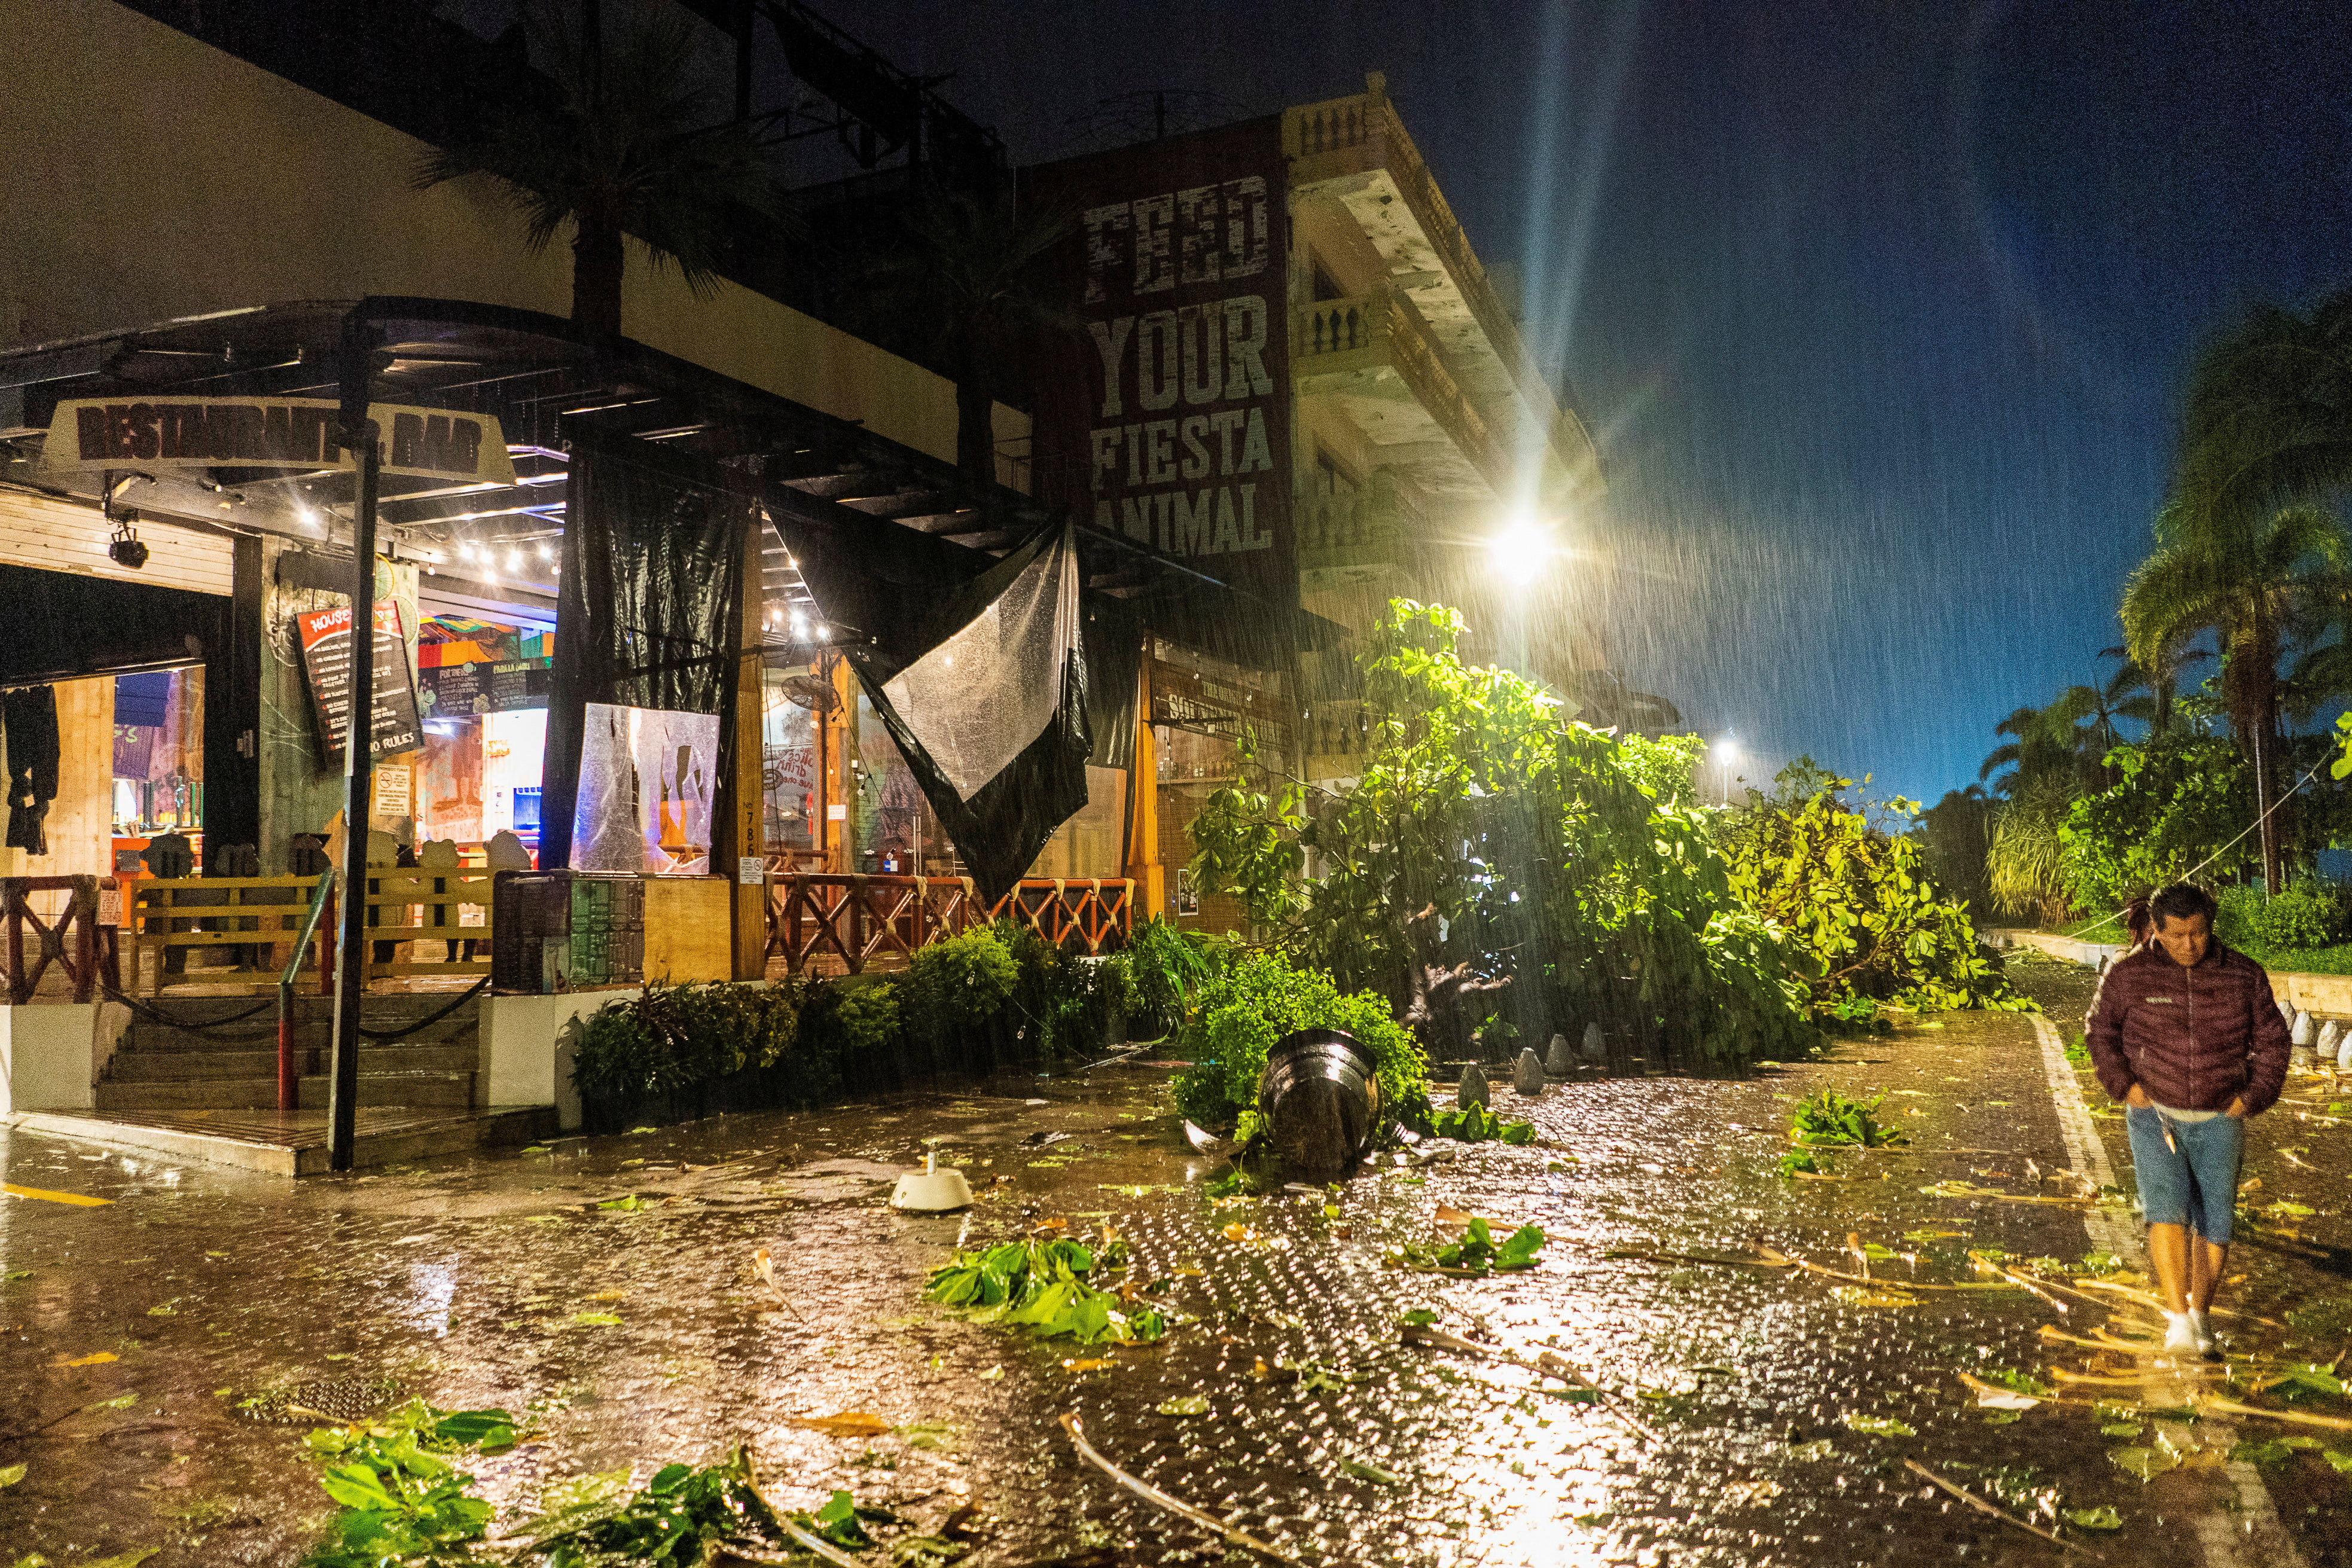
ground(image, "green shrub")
xmin=831 ymin=978 xmax=902 ymax=1058
xmin=2218 ymin=883 xmax=2351 ymax=954
xmin=904 ymin=928 xmax=1020 ymax=1048
xmin=1171 ymin=950 xmax=1430 ymax=1142
xmin=571 ymin=978 xmax=819 ymax=1109
xmin=1124 ymin=916 xmax=1226 ymax=1040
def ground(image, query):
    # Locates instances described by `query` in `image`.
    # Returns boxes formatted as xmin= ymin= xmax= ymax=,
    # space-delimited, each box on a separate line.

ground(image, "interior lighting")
xmin=538 ymin=542 xmax=553 ymax=561
xmin=508 ymin=550 xmax=523 ymax=571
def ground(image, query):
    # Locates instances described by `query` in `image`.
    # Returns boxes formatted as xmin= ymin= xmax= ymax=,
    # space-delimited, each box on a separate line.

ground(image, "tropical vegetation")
xmin=1969 ymin=285 xmax=2352 ymax=928
xmin=414 ymin=0 xmax=780 ymax=336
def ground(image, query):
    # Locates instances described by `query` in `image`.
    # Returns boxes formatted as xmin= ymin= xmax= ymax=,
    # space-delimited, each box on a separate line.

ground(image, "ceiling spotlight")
xmin=508 ymin=551 xmax=523 ymax=571
xmin=107 ymin=517 xmax=149 ymax=570
xmin=537 ymin=543 xmax=553 ymax=561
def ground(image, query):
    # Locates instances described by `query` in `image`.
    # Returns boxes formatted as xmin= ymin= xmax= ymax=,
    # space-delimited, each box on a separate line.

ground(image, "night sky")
xmin=437 ymin=1 xmax=2341 ymax=803
xmin=780 ymin=0 xmax=2346 ymax=804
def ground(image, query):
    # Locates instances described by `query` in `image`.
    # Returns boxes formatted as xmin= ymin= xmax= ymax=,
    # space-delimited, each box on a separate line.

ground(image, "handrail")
xmin=276 ymin=871 xmax=335 ymax=1112
xmin=280 ymin=871 xmax=337 ymax=990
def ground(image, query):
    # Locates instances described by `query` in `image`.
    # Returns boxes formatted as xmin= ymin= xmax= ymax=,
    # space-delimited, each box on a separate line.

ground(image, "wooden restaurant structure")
xmin=0 ymin=298 xmax=1326 ymax=1151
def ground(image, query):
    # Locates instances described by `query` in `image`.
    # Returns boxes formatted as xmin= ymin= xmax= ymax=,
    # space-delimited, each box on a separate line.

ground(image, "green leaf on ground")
xmin=596 ymin=1196 xmax=645 ymax=1213
xmin=83 ymin=1393 xmax=138 ymax=1412
xmin=2100 ymin=1422 xmax=2142 ymax=1438
xmin=1982 ymin=1411 xmax=2023 ymax=1424
xmin=2323 ymin=1450 xmax=2352 ymax=1474
xmin=1398 ymin=1307 xmax=1438 ymax=1327
xmin=1786 ymin=1439 xmax=1835 ymax=1460
xmin=924 ymin=1237 xmax=1163 ymax=1345
xmin=2064 ymin=1506 xmax=2122 ymax=1530
xmin=1980 ymin=1368 xmax=2054 ymax=1398
xmin=1156 ymin=1395 xmax=1209 ymax=1416
xmin=1841 ymin=1414 xmax=1915 ymax=1436
xmin=0 ymin=1462 xmax=23 ymax=1487
xmin=2112 ymin=1446 xmax=2181 ymax=1481
xmin=1339 ymin=1457 xmax=1402 ymax=1485
xmin=571 ymin=1311 xmax=621 ymax=1327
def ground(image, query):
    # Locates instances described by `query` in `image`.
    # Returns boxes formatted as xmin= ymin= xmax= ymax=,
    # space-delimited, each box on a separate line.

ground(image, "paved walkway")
xmin=4 ymin=951 xmax=2351 ymax=1564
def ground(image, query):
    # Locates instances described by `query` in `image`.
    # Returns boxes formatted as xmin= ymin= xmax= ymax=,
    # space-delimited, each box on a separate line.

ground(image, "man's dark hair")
xmin=2150 ymin=882 xmax=2219 ymax=927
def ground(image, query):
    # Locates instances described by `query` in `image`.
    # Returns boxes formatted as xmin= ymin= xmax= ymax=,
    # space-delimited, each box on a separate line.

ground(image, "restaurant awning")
xmin=0 ymin=297 xmax=1341 ymax=671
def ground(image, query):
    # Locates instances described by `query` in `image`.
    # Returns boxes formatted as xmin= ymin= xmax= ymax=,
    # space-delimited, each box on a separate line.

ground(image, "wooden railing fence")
xmin=764 ymin=874 xmax=1136 ymax=976
xmin=2 ymin=875 xmax=121 ymax=1003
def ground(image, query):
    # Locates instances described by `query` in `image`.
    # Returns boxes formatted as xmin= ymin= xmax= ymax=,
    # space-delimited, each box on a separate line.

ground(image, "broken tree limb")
xmin=1060 ymin=1412 xmax=1298 ymax=1564
xmin=2198 ymin=1395 xmax=2352 ymax=1433
xmin=1904 ymin=1459 xmax=2101 ymax=1558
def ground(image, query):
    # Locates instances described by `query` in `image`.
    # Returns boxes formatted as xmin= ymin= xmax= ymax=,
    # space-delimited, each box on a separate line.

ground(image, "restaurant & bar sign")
xmin=40 ymin=397 xmax=517 ymax=486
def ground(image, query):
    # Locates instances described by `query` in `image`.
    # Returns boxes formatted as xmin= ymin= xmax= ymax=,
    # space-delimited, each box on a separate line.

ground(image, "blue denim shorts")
xmin=2125 ymin=1106 xmax=2244 ymax=1243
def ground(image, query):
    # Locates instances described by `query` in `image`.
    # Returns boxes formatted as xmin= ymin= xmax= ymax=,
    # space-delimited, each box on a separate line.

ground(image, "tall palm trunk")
xmin=2231 ymin=610 xmax=2285 ymax=893
xmin=572 ymin=216 xmax=626 ymax=337
xmin=950 ymin=333 xmax=995 ymax=482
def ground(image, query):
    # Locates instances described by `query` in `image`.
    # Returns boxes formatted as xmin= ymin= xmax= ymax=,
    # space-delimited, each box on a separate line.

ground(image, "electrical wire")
xmin=2070 ymin=747 xmax=2339 ymax=937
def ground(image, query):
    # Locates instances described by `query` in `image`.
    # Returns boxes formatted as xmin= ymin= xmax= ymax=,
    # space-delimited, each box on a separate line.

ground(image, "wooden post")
xmin=1125 ymin=644 xmax=1164 ymax=921
xmin=828 ymin=652 xmax=856 ymax=873
xmin=723 ymin=508 xmax=767 ymax=980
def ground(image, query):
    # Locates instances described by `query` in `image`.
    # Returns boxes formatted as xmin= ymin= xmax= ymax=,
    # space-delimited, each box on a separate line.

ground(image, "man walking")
xmin=2085 ymin=882 xmax=2290 ymax=1357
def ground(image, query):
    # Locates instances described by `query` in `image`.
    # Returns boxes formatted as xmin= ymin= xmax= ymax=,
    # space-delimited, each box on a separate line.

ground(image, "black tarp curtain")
xmin=780 ymin=511 xmax=1140 ymax=903
xmin=541 ymin=442 xmax=748 ymax=869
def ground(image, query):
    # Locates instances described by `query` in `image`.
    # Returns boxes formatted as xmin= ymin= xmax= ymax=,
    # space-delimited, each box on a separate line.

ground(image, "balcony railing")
xmin=1294 ymin=291 xmax=1511 ymax=496
xmin=1286 ymin=76 xmax=1600 ymax=490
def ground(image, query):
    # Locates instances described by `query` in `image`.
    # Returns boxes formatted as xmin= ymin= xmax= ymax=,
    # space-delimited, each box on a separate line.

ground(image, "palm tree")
xmin=414 ymin=2 xmax=779 ymax=337
xmin=2121 ymin=501 xmax=2352 ymax=891
xmin=2170 ymin=288 xmax=2352 ymax=551
xmin=2097 ymin=641 xmax=2207 ymax=736
xmin=851 ymin=184 xmax=1078 ymax=481
xmin=1979 ymin=694 xmax=2097 ymax=796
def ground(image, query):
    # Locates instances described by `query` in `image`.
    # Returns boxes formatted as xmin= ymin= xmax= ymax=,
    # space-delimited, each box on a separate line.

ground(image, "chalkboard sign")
xmin=296 ymin=599 xmax=423 ymax=764
xmin=419 ymin=656 xmax=551 ymax=719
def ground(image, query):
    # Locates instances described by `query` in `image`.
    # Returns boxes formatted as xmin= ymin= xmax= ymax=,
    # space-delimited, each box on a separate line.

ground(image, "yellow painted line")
xmin=3 ymin=1183 xmax=114 ymax=1207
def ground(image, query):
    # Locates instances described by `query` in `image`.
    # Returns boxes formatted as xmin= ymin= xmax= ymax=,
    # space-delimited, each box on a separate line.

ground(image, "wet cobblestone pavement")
xmin=10 ymin=950 xmax=2352 ymax=1564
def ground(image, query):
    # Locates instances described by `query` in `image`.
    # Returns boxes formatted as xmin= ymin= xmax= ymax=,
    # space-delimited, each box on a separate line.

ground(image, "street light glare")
xmin=1490 ymin=513 xmax=1553 ymax=570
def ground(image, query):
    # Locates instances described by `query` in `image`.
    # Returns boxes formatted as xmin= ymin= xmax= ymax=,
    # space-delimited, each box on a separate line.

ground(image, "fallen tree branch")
xmin=1903 ymin=1459 xmax=2101 ymax=1558
xmin=1060 ymin=1412 xmax=1298 ymax=1564
xmin=2198 ymin=1395 xmax=2352 ymax=1433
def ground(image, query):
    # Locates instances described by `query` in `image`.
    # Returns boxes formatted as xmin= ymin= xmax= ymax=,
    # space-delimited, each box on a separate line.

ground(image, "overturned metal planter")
xmin=1256 ymin=1027 xmax=1384 ymax=1177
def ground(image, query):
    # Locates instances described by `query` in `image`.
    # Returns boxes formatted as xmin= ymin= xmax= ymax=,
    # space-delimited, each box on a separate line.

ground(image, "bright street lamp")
xmin=1716 ymin=738 xmax=1739 ymax=806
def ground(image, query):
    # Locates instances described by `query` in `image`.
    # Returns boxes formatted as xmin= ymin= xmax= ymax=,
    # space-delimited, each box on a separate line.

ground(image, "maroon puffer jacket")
xmin=2084 ymin=941 xmax=2290 ymax=1115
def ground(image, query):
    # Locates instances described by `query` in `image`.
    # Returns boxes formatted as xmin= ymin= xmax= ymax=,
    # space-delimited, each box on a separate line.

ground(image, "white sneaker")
xmin=2189 ymin=1310 xmax=2220 ymax=1359
xmin=2162 ymin=1312 xmax=2200 ymax=1356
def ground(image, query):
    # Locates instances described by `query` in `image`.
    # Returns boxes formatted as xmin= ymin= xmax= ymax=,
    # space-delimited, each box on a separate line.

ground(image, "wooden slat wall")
xmin=0 ymin=490 xmax=234 ymax=596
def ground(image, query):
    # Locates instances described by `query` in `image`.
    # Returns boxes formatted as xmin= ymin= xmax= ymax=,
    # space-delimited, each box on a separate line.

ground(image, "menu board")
xmin=419 ymin=657 xmax=551 ymax=719
xmin=297 ymin=599 xmax=423 ymax=765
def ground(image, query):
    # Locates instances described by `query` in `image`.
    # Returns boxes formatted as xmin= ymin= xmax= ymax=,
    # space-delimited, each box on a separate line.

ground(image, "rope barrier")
xmin=100 ymin=987 xmax=276 ymax=1035
xmin=353 ymin=976 xmax=492 ymax=1041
